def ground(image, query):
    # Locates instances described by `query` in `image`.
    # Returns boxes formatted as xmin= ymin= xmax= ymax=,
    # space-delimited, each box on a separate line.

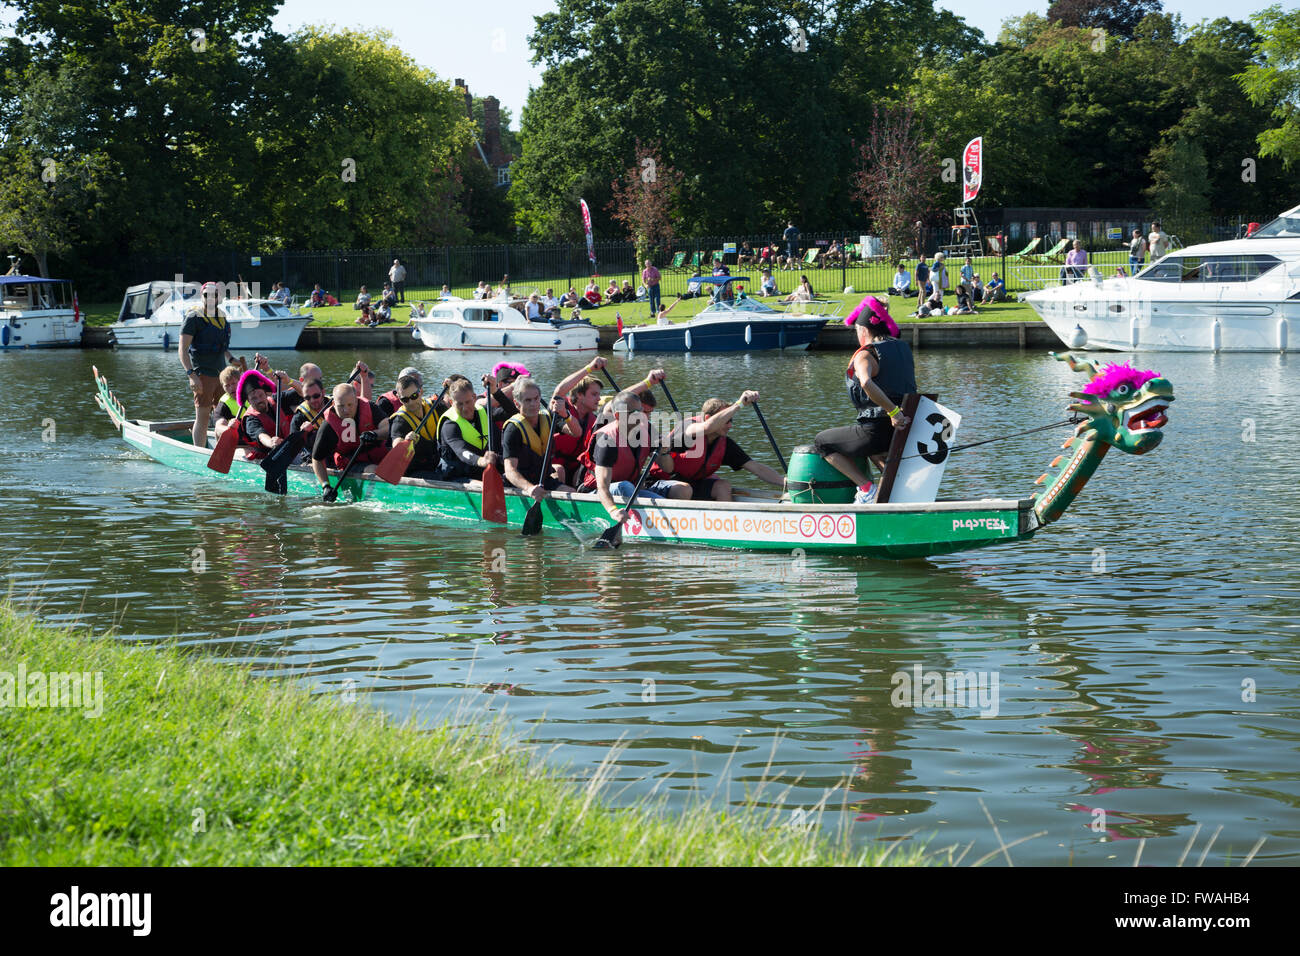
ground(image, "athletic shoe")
xmin=853 ymin=483 xmax=876 ymax=505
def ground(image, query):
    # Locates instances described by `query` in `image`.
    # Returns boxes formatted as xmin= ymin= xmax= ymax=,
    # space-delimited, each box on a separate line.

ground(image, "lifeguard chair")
xmin=942 ymin=206 xmax=982 ymax=258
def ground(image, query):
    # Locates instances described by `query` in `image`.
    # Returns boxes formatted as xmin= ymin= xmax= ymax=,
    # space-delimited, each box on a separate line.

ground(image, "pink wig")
xmin=844 ymin=295 xmax=900 ymax=337
xmin=491 ymin=361 xmax=530 ymax=379
xmin=236 ymin=369 xmax=278 ymax=404
xmin=1082 ymin=363 xmax=1159 ymax=397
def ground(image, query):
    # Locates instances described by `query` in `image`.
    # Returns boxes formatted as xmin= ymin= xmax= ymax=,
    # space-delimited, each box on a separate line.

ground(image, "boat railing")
xmin=781 ymin=298 xmax=844 ymax=319
xmin=1009 ymin=263 xmax=1124 ymax=292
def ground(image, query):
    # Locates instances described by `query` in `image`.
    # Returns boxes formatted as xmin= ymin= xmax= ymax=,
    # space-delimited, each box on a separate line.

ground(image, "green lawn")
xmin=0 ymin=605 xmax=930 ymax=865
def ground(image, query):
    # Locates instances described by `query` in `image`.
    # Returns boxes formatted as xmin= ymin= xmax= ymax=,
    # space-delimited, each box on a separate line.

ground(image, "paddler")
xmin=387 ymin=372 xmax=450 ymax=480
xmin=650 ymin=392 xmax=786 ymax=501
xmin=578 ymin=391 xmax=684 ymax=520
xmin=311 ymin=381 xmax=390 ymax=499
xmin=550 ymin=356 xmax=608 ymax=485
xmin=435 ymin=374 xmax=516 ymax=483
xmin=180 ymin=281 xmax=238 ymax=449
xmin=376 ymin=366 xmax=430 ymax=418
xmin=289 ymin=376 xmax=327 ymax=436
xmin=813 ymin=296 xmax=914 ymax=503
xmin=235 ymin=369 xmax=297 ymax=460
xmin=213 ymin=365 xmax=243 ymax=440
xmin=501 ymin=376 xmax=580 ymax=499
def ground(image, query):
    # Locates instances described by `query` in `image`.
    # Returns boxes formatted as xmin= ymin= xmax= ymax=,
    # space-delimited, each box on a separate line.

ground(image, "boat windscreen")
xmin=1137 ymin=254 xmax=1282 ymax=283
xmin=1248 ymin=212 xmax=1300 ymax=239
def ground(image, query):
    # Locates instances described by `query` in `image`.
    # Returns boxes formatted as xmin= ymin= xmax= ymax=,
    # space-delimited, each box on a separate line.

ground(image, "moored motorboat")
xmin=0 ymin=271 xmax=84 ymax=349
xmin=91 ymin=351 xmax=1174 ymax=560
xmin=410 ymin=299 xmax=598 ymax=352
xmin=1025 ymin=204 xmax=1300 ymax=352
xmin=612 ymin=275 xmax=837 ymax=353
xmin=110 ymin=280 xmax=313 ymax=350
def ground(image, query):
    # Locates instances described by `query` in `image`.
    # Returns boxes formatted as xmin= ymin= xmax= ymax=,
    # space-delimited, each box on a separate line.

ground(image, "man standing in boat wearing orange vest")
xmin=651 ymin=392 xmax=786 ymax=501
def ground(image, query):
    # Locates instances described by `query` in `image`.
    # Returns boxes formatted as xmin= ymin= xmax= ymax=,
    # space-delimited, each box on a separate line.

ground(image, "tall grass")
xmin=0 ymin=605 xmax=927 ymax=866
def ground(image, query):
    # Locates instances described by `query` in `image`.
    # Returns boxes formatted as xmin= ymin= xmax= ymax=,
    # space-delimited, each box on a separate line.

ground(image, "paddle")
xmin=481 ymin=386 xmax=508 ymax=524
xmin=264 ymin=372 xmax=288 ymax=494
xmin=207 ymin=406 xmax=241 ymax=472
xmin=260 ymin=368 xmax=362 ymax=490
xmin=751 ymin=400 xmax=787 ymax=471
xmin=375 ymin=385 xmax=448 ymax=484
xmin=520 ymin=407 xmax=561 ymax=537
xmin=600 ymin=368 xmax=622 ymax=393
xmin=593 ymin=443 xmax=663 ymax=550
xmin=658 ymin=379 xmax=680 ymax=414
xmin=322 ymin=439 xmax=369 ymax=504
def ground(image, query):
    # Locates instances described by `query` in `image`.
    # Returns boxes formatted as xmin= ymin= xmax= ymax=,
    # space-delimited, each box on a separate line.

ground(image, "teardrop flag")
xmin=580 ymin=198 xmax=597 ymax=274
xmin=962 ymin=137 xmax=983 ymax=204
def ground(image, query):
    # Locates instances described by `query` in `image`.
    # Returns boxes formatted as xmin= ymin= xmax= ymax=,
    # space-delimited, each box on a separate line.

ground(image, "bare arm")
xmin=741 ymin=459 xmax=785 ymax=486
xmin=552 ymin=356 xmax=607 ymax=401
xmin=855 ymin=353 xmax=910 ymax=428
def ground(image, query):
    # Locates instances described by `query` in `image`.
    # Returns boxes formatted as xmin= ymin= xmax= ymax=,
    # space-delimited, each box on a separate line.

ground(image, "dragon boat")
xmin=91 ymin=355 xmax=1172 ymax=560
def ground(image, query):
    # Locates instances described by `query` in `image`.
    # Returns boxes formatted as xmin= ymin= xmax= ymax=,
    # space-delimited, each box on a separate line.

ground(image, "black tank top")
xmin=846 ymin=338 xmax=917 ymax=414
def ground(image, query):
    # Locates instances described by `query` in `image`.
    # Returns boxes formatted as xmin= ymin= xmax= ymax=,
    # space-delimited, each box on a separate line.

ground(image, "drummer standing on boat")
xmin=180 ymin=281 xmax=238 ymax=449
xmin=814 ymin=296 xmax=913 ymax=503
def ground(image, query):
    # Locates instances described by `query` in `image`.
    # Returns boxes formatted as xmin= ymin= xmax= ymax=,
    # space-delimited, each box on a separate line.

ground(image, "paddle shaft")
xmin=600 ymin=443 xmax=665 ymax=547
xmin=328 ymin=439 xmax=369 ymax=498
xmin=521 ymin=409 xmax=562 ymax=536
xmin=752 ymin=401 xmax=787 ymax=471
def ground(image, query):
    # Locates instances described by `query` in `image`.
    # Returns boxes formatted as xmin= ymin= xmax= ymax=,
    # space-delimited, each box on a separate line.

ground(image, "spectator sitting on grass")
xmin=983 ymin=273 xmax=1005 ymax=303
xmin=890 ymin=262 xmax=913 ymax=296
xmin=784 ymin=275 xmax=813 ymax=303
xmin=308 ymin=284 xmax=325 ymax=307
xmin=381 ymin=282 xmax=397 ymax=308
xmin=605 ymin=278 xmax=622 ymax=303
xmin=583 ymin=280 xmax=602 ymax=308
xmin=622 ymin=280 xmax=636 ymax=301
xmin=971 ymin=274 xmax=984 ymax=300
xmin=355 ymin=286 xmax=371 ymax=310
xmin=953 ymin=283 xmax=977 ymax=315
xmin=760 ymin=269 xmax=778 ymax=297
xmin=355 ymin=304 xmax=374 ymax=326
xmin=375 ymin=300 xmax=392 ymax=324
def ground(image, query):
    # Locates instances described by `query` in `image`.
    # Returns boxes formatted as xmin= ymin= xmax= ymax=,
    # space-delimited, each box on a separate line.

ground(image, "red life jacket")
xmin=238 ymin=404 xmax=292 ymax=460
xmin=553 ymin=400 xmax=596 ymax=468
xmin=380 ymin=389 xmax=400 ymax=411
xmin=324 ymin=401 xmax=385 ymax=467
xmin=578 ymin=420 xmax=650 ymax=489
xmin=650 ymin=415 xmax=726 ymax=482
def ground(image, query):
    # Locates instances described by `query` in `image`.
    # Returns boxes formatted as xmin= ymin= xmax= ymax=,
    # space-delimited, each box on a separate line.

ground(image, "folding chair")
xmin=1011 ymin=237 xmax=1042 ymax=260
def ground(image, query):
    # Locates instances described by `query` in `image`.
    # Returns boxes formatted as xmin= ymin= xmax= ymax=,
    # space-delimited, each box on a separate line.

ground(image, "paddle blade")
xmin=521 ymin=500 xmax=543 ymax=536
xmin=482 ymin=464 xmax=507 ymax=524
xmin=264 ymin=468 xmax=287 ymax=495
xmin=207 ymin=423 xmax=239 ymax=473
xmin=595 ymin=521 xmax=623 ymax=550
xmin=375 ymin=439 xmax=414 ymax=484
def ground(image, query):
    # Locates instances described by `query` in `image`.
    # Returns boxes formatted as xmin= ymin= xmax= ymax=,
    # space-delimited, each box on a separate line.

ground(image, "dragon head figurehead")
xmin=1062 ymin=353 xmax=1174 ymax=454
xmin=1034 ymin=353 xmax=1174 ymax=525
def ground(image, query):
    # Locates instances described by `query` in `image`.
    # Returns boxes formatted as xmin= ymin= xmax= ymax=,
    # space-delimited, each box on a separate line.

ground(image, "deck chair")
xmin=1011 ymin=237 xmax=1042 ymax=260
xmin=802 ymin=247 xmax=821 ymax=269
xmin=709 ymin=249 xmax=724 ymax=267
xmin=986 ymin=236 xmax=1003 ymax=256
xmin=690 ymin=251 xmax=705 ymax=269
xmin=668 ymin=251 xmax=686 ymax=271
xmin=1034 ymin=238 xmax=1071 ymax=263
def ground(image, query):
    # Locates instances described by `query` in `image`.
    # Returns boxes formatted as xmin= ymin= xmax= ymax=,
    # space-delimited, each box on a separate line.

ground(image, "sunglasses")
xmin=400 ymin=391 xmax=421 ymax=402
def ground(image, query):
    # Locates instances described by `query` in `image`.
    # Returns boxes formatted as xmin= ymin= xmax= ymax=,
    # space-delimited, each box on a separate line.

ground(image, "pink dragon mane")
xmin=1082 ymin=362 xmax=1159 ymax=397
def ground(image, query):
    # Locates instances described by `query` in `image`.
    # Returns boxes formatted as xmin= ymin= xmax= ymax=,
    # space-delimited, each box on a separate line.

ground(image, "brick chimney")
xmin=483 ymin=95 xmax=506 ymax=167
xmin=454 ymin=78 xmax=473 ymax=120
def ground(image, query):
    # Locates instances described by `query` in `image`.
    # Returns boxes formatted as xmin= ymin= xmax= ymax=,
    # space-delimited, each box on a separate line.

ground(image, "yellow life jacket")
xmin=219 ymin=393 xmax=239 ymax=418
xmin=442 ymin=404 xmax=490 ymax=451
xmin=505 ymin=411 xmax=551 ymax=457
xmin=392 ymin=398 xmax=439 ymax=443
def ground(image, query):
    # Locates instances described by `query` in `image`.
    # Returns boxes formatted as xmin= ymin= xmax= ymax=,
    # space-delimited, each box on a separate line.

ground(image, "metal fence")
xmin=92 ymin=216 xmax=1266 ymax=304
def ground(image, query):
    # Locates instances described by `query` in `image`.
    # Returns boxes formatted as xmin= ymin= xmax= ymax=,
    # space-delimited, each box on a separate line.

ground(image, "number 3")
xmin=916 ymin=413 xmax=952 ymax=464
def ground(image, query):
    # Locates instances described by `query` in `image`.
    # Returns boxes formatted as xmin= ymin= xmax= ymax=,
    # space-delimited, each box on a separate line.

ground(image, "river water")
xmin=3 ymin=345 xmax=1297 ymax=865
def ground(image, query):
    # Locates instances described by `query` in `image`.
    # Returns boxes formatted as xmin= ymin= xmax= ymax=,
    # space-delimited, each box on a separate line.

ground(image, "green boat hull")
xmin=94 ymin=376 xmax=1040 ymax=560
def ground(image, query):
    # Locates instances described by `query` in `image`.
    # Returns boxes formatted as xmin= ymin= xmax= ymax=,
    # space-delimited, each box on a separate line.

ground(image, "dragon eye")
xmin=1114 ymin=384 xmax=1132 ymax=395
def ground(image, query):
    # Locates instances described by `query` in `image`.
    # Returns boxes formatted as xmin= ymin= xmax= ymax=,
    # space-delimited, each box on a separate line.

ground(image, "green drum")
xmin=783 ymin=445 xmax=863 ymax=504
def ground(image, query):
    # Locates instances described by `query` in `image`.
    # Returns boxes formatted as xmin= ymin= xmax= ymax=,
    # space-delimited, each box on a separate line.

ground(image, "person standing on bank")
xmin=180 ymin=281 xmax=238 ymax=450
xmin=389 ymin=259 xmax=407 ymax=303
xmin=642 ymin=259 xmax=661 ymax=317
xmin=813 ymin=296 xmax=914 ymax=504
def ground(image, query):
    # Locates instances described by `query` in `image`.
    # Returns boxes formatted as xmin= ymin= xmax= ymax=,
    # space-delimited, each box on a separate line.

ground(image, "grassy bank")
xmin=81 ymin=293 xmax=1043 ymax=330
xmin=0 ymin=606 xmax=925 ymax=866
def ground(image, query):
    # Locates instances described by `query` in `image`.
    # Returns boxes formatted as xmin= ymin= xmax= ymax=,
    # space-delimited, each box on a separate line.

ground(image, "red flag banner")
xmin=579 ymin=198 xmax=597 ymax=273
xmin=962 ymin=137 xmax=983 ymax=204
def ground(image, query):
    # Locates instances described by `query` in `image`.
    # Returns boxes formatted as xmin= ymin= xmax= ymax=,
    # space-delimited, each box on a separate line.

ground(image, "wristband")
xmin=888 ymin=406 xmax=901 ymax=419
xmin=185 ymin=368 xmax=197 ymax=377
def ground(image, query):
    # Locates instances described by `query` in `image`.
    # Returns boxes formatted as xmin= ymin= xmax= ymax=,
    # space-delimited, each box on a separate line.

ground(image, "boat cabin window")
xmin=258 ymin=303 xmax=283 ymax=318
xmin=431 ymin=309 xmax=454 ymax=320
xmin=2 ymin=284 xmax=30 ymax=308
xmin=1248 ymin=212 xmax=1300 ymax=239
xmin=120 ymin=289 xmax=152 ymax=321
xmin=1138 ymin=254 xmax=1281 ymax=283
xmin=463 ymin=307 xmax=498 ymax=322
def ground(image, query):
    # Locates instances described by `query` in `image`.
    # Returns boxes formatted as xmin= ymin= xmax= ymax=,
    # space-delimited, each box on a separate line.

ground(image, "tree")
xmin=1238 ymin=5 xmax=1300 ymax=169
xmin=850 ymin=104 xmax=937 ymax=259
xmin=1145 ymin=137 xmax=1211 ymax=243
xmin=608 ymin=141 xmax=683 ymax=262
xmin=1047 ymin=0 xmax=1164 ymax=40
xmin=0 ymin=147 xmax=108 ymax=277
